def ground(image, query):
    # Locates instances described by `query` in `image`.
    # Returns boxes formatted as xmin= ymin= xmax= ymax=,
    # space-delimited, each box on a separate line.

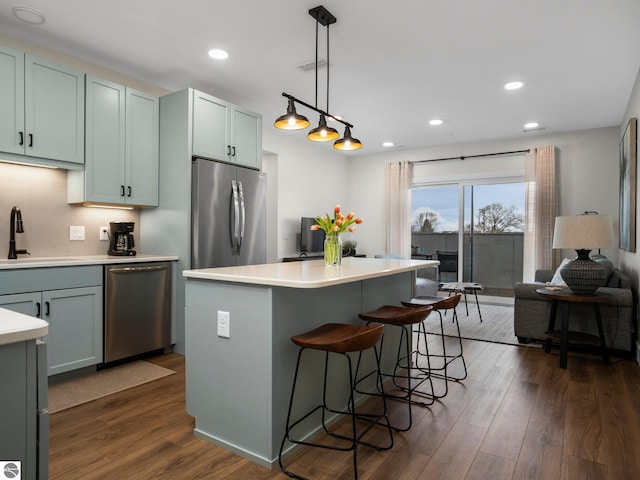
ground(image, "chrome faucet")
xmin=8 ymin=206 xmax=29 ymax=259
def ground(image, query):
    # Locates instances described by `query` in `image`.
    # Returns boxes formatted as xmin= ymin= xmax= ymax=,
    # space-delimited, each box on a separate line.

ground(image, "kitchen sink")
xmin=0 ymin=257 xmax=77 ymax=264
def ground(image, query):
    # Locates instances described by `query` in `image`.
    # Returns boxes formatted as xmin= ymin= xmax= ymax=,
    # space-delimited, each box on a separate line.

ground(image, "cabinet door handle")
xmin=121 ymin=185 xmax=125 ymax=197
xmin=36 ymin=302 xmax=41 ymax=318
xmin=28 ymin=133 xmax=33 ymax=147
xmin=45 ymin=301 xmax=50 ymax=317
xmin=127 ymin=186 xmax=132 ymax=197
xmin=227 ymin=145 xmax=231 ymax=156
xmin=232 ymin=146 xmax=236 ymax=157
xmin=19 ymin=131 xmax=24 ymax=146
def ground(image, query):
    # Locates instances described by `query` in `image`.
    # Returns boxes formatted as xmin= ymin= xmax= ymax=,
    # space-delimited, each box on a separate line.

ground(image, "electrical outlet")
xmin=99 ymin=226 xmax=109 ymax=241
xmin=217 ymin=311 xmax=230 ymax=338
xmin=69 ymin=225 xmax=85 ymax=241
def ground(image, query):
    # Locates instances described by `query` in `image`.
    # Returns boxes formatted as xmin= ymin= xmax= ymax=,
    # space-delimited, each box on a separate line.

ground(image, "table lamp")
xmin=552 ymin=214 xmax=614 ymax=294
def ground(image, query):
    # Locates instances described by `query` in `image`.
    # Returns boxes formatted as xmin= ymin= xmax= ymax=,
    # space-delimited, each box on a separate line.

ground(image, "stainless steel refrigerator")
xmin=191 ymin=157 xmax=266 ymax=268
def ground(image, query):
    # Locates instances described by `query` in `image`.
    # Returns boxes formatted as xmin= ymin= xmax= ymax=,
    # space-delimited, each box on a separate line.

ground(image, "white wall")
xmin=262 ymin=129 xmax=351 ymax=259
xmin=619 ymin=65 xmax=640 ymax=358
xmin=349 ymin=127 xmax=621 ymax=264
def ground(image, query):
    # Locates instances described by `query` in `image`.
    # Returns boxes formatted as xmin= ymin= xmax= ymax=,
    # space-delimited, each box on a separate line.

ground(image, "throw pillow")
xmin=549 ymin=258 xmax=571 ymax=286
xmin=591 ymin=254 xmax=614 ymax=283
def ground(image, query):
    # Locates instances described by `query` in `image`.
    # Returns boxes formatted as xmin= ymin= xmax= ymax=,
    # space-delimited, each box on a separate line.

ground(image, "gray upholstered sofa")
xmin=513 ymin=268 xmax=635 ymax=352
xmin=415 ymin=265 xmax=439 ymax=297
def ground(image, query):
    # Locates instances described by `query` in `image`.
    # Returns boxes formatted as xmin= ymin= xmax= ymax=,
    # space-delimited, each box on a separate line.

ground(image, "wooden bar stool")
xmin=355 ymin=304 xmax=434 ymax=432
xmin=401 ymin=294 xmax=467 ymax=398
xmin=278 ymin=322 xmax=393 ymax=480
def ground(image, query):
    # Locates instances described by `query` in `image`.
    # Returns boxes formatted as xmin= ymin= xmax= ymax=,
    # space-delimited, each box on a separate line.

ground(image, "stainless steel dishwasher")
xmin=104 ymin=262 xmax=172 ymax=364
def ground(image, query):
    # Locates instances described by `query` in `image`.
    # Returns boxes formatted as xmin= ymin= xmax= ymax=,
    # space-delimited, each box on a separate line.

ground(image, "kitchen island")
xmin=183 ymin=257 xmax=438 ymax=468
xmin=0 ymin=308 xmax=49 ymax=480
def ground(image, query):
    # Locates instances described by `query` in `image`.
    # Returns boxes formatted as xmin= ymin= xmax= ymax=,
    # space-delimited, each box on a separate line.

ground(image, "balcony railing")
xmin=411 ymin=232 xmax=523 ymax=297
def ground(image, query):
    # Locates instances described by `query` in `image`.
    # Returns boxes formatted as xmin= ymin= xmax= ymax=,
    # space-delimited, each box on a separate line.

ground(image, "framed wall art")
xmin=619 ymin=117 xmax=637 ymax=251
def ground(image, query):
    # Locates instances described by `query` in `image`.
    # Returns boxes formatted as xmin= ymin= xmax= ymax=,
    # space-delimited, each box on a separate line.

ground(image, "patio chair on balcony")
xmin=436 ymin=251 xmax=458 ymax=282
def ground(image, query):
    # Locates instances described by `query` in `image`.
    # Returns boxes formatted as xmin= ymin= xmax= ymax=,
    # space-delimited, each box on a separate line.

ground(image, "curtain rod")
xmin=411 ymin=149 xmax=530 ymax=164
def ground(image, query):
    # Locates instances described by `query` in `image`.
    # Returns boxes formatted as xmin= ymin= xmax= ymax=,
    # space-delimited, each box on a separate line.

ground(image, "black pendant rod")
xmin=411 ymin=149 xmax=531 ymax=164
xmin=314 ymin=15 xmax=318 ymax=109
xmin=282 ymin=92 xmax=353 ymax=129
xmin=326 ymin=19 xmax=330 ymax=113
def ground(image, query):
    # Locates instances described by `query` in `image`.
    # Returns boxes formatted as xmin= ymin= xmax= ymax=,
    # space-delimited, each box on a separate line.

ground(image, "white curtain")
xmin=523 ymin=145 xmax=559 ymax=281
xmin=384 ymin=161 xmax=413 ymax=258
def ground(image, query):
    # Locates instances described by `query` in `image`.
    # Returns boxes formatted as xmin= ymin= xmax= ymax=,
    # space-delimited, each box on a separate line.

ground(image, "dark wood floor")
xmin=49 ymin=338 xmax=640 ymax=479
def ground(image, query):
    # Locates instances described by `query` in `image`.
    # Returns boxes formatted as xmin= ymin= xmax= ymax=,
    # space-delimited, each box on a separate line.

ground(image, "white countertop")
xmin=0 ymin=308 xmax=48 ymax=346
xmin=183 ymin=257 xmax=439 ymax=288
xmin=0 ymin=254 xmax=179 ymax=270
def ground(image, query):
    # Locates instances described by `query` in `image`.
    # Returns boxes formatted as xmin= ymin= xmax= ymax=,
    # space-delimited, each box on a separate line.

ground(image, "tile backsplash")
xmin=0 ymin=162 xmax=139 ymax=258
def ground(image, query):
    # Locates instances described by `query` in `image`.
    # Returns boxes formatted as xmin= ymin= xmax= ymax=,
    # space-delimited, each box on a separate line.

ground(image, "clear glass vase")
xmin=324 ymin=234 xmax=342 ymax=267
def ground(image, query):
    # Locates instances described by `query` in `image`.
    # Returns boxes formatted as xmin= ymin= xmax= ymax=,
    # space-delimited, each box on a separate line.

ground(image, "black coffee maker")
xmin=108 ymin=222 xmax=136 ymax=256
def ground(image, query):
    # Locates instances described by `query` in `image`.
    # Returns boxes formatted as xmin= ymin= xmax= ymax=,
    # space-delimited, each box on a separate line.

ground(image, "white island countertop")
xmin=0 ymin=254 xmax=179 ymax=270
xmin=0 ymin=308 xmax=48 ymax=346
xmin=183 ymin=257 xmax=439 ymax=288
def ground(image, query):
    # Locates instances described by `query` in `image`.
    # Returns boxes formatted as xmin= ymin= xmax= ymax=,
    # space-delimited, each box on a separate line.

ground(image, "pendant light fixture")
xmin=333 ymin=125 xmax=362 ymax=151
xmin=274 ymin=5 xmax=362 ymax=151
xmin=274 ymin=98 xmax=310 ymax=130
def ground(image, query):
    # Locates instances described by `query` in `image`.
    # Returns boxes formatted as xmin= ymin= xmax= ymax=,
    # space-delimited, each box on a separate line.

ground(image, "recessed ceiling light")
xmin=429 ymin=119 xmax=443 ymax=126
xmin=12 ymin=6 xmax=46 ymax=25
xmin=524 ymin=122 xmax=539 ymax=129
xmin=504 ymin=81 xmax=524 ymax=90
xmin=382 ymin=141 xmax=394 ymax=148
xmin=208 ymin=48 xmax=229 ymax=60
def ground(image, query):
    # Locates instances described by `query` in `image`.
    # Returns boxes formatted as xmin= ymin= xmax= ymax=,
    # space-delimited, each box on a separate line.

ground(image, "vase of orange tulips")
xmin=311 ymin=205 xmax=363 ymax=267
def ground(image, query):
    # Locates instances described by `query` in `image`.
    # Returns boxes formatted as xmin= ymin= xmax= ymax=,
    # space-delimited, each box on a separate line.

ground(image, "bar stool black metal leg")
xmin=473 ymin=290 xmax=482 ymax=322
xmin=355 ymin=323 xmax=434 ymax=432
xmin=280 ymin=341 xmax=393 ymax=479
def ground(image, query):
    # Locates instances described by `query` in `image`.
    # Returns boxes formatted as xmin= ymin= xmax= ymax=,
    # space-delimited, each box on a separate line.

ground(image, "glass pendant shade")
xmin=333 ymin=126 xmax=362 ymax=151
xmin=274 ymin=99 xmax=310 ymax=130
xmin=307 ymin=114 xmax=340 ymax=141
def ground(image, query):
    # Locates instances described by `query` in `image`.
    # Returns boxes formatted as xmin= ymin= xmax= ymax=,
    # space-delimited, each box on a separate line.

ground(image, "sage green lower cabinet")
xmin=0 ymin=266 xmax=103 ymax=376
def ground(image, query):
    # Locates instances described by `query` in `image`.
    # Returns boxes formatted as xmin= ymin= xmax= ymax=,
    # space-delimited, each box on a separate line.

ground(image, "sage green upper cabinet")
xmin=126 ymin=88 xmax=159 ymax=205
xmin=68 ymin=76 xmax=158 ymax=207
xmin=0 ymin=45 xmax=25 ymax=156
xmin=0 ymin=45 xmax=85 ymax=168
xmin=192 ymin=90 xmax=262 ymax=169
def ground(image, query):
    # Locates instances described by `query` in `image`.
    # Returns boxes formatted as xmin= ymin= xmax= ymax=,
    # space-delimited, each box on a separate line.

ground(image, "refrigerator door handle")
xmin=237 ymin=180 xmax=246 ymax=254
xmin=231 ymin=180 xmax=240 ymax=255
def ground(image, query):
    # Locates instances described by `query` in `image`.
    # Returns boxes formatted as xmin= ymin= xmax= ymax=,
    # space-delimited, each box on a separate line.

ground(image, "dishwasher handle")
xmin=107 ymin=264 xmax=170 ymax=274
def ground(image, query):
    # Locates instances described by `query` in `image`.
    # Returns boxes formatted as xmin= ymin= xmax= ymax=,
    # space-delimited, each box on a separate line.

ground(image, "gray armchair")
xmin=375 ymin=253 xmax=439 ymax=297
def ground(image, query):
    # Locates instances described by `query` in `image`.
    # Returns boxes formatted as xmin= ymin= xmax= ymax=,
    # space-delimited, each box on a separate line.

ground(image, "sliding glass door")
xmin=463 ymin=182 xmax=524 ymax=296
xmin=412 ymin=181 xmax=524 ymax=296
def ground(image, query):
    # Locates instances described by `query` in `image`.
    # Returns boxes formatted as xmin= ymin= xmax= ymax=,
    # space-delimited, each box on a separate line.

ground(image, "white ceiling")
xmin=1 ymin=0 xmax=639 ymax=156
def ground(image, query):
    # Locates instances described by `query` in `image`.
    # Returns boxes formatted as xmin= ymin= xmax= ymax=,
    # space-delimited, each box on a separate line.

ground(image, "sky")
xmin=411 ymin=182 xmax=525 ymax=232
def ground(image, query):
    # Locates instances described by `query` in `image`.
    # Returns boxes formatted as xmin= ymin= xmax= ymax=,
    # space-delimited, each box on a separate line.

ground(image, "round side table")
xmin=535 ymin=288 xmax=610 ymax=369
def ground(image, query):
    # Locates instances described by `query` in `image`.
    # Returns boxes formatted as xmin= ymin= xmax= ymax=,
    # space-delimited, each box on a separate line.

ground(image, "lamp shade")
xmin=274 ymin=98 xmax=310 ymax=130
xmin=307 ymin=114 xmax=340 ymax=141
xmin=333 ymin=126 xmax=362 ymax=151
xmin=552 ymin=215 xmax=613 ymax=250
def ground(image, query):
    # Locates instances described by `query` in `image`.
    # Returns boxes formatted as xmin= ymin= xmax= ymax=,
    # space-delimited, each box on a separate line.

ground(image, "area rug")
xmin=423 ymin=302 xmax=520 ymax=346
xmin=48 ymin=360 xmax=175 ymax=413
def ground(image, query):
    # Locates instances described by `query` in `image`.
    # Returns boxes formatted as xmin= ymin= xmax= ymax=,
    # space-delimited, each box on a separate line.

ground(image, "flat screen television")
xmin=300 ymin=217 xmax=325 ymax=254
